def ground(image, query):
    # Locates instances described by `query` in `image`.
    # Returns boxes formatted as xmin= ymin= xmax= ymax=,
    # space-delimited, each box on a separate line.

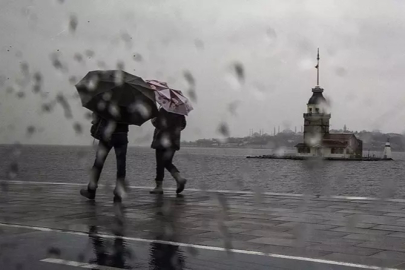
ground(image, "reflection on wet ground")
xmin=1 ymin=182 xmax=405 ymax=269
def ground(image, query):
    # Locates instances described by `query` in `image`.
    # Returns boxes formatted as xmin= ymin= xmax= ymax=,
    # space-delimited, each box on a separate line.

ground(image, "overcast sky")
xmin=1 ymin=0 xmax=405 ymax=145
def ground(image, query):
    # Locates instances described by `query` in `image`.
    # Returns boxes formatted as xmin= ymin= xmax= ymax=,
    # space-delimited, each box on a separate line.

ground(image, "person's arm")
xmin=180 ymin=116 xmax=187 ymax=131
xmin=151 ymin=117 xmax=158 ymax=127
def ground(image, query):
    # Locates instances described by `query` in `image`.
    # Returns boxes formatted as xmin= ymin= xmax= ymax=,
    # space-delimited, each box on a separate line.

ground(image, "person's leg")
xmin=113 ymin=137 xmax=128 ymax=202
xmin=163 ymin=149 xmax=187 ymax=194
xmin=150 ymin=149 xmax=165 ymax=194
xmin=162 ymin=149 xmax=178 ymax=174
xmin=81 ymin=140 xmax=112 ymax=199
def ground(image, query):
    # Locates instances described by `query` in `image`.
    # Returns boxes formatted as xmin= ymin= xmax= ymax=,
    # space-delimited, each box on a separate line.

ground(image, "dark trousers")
xmin=155 ymin=149 xmax=179 ymax=182
xmin=90 ymin=133 xmax=128 ymax=189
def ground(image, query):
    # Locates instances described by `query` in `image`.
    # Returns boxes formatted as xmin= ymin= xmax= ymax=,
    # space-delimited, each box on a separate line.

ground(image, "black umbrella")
xmin=76 ymin=70 xmax=158 ymax=125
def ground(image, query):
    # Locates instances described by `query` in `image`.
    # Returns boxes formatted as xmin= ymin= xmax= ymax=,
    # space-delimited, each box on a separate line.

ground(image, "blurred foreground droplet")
xmin=114 ymin=70 xmax=124 ymax=86
xmin=7 ymin=162 xmax=18 ymax=180
xmin=266 ymin=27 xmax=277 ymax=45
xmin=183 ymin=70 xmax=197 ymax=102
xmin=50 ymin=53 xmax=68 ymax=73
xmin=186 ymin=246 xmax=199 ymax=256
xmin=26 ymin=126 xmax=36 ymax=136
xmin=56 ymin=94 xmax=73 ymax=118
xmin=227 ymin=101 xmax=239 ymax=116
xmin=16 ymin=92 xmax=25 ymax=99
xmin=225 ymin=62 xmax=245 ymax=90
xmin=217 ymin=122 xmax=230 ymax=137
xmin=20 ymin=62 xmax=29 ymax=76
xmin=117 ymin=61 xmax=125 ymax=70
xmin=69 ymin=14 xmax=78 ymax=33
xmin=84 ymin=49 xmax=95 ymax=58
xmin=194 ymin=39 xmax=204 ymax=50
xmin=132 ymin=54 xmax=143 ymax=62
xmin=47 ymin=247 xmax=61 ymax=257
xmin=73 ymin=122 xmax=83 ymax=135
xmin=73 ymin=53 xmax=84 ymax=63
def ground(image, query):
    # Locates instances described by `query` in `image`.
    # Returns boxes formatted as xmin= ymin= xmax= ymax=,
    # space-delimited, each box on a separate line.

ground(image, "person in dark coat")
xmin=80 ymin=113 xmax=129 ymax=202
xmin=150 ymin=108 xmax=187 ymax=194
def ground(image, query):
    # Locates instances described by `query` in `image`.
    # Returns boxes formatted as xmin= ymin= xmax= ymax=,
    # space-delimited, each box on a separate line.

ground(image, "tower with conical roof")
xmin=303 ymin=49 xmax=331 ymax=146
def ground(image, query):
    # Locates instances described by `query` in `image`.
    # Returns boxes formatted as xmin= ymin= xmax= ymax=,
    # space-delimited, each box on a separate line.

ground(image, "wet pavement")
xmin=1 ymin=181 xmax=405 ymax=269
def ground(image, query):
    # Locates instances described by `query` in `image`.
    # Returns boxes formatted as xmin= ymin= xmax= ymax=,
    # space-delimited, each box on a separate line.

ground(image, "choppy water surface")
xmin=0 ymin=145 xmax=404 ymax=199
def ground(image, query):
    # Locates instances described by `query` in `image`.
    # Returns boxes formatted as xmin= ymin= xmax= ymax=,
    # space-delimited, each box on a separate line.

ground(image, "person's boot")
xmin=113 ymin=181 xmax=127 ymax=203
xmin=80 ymin=186 xmax=96 ymax=200
xmin=172 ymin=172 xmax=187 ymax=194
xmin=150 ymin=181 xmax=163 ymax=194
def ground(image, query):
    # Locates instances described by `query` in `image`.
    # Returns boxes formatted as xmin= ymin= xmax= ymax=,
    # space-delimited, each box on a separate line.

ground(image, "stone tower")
xmin=303 ymin=49 xmax=331 ymax=146
xmin=303 ymin=86 xmax=331 ymax=145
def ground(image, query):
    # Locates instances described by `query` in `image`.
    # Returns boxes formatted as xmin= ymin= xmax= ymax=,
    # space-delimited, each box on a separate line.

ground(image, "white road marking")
xmin=2 ymin=180 xmax=405 ymax=203
xmin=41 ymin=258 xmax=124 ymax=270
xmin=0 ymin=222 xmax=399 ymax=270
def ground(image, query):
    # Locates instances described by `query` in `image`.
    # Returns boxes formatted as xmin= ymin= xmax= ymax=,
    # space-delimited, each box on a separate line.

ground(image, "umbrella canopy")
xmin=76 ymin=70 xmax=158 ymax=125
xmin=146 ymin=80 xmax=193 ymax=116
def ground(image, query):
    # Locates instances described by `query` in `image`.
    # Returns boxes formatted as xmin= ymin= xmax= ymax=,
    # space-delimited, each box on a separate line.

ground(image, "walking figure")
xmin=150 ymin=108 xmax=187 ymax=194
xmin=80 ymin=113 xmax=128 ymax=202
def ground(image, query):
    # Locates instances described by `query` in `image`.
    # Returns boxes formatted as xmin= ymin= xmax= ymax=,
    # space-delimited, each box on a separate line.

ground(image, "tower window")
xmin=315 ymin=108 xmax=319 ymax=113
xmin=309 ymin=108 xmax=312 ymax=113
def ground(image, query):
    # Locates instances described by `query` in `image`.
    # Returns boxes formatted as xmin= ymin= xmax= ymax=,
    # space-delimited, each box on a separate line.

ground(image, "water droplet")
xmin=97 ymin=61 xmax=106 ymax=68
xmin=26 ymin=126 xmax=36 ymax=136
xmin=114 ymin=70 xmax=124 ymax=86
xmin=85 ymin=111 xmax=93 ymax=120
xmin=117 ymin=61 xmax=125 ymax=70
xmin=335 ymin=67 xmax=347 ymax=77
xmin=97 ymin=101 xmax=106 ymax=111
xmin=183 ymin=71 xmax=197 ymax=102
xmin=217 ymin=122 xmax=230 ymax=137
xmin=102 ymin=92 xmax=112 ymax=101
xmin=73 ymin=53 xmax=84 ymax=63
xmin=68 ymin=76 xmax=77 ymax=85
xmin=227 ymin=101 xmax=239 ymax=116
xmin=194 ymin=39 xmax=204 ymax=50
xmin=186 ymin=246 xmax=199 ymax=256
xmin=50 ymin=53 xmax=68 ymax=72
xmin=225 ymin=62 xmax=245 ymax=90
xmin=73 ymin=122 xmax=83 ymax=135
xmin=160 ymin=135 xmax=172 ymax=148
xmin=132 ymin=54 xmax=143 ymax=62
xmin=7 ymin=162 xmax=18 ymax=179
xmin=85 ymin=74 xmax=99 ymax=91
xmin=108 ymin=104 xmax=121 ymax=118
xmin=183 ymin=71 xmax=195 ymax=87
xmin=266 ymin=27 xmax=277 ymax=45
xmin=69 ymin=14 xmax=78 ymax=33
xmin=32 ymin=84 xmax=41 ymax=93
xmin=47 ymin=247 xmax=61 ymax=257
xmin=33 ymin=72 xmax=42 ymax=83
xmin=233 ymin=63 xmax=244 ymax=82
xmin=56 ymin=94 xmax=72 ymax=118
xmin=42 ymin=103 xmax=53 ymax=113
xmin=20 ymin=62 xmax=29 ymax=76
xmin=84 ymin=49 xmax=95 ymax=58
xmin=121 ymin=32 xmax=132 ymax=47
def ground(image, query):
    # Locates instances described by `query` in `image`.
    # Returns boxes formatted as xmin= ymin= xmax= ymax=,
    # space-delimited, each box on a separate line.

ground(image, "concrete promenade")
xmin=1 ymin=180 xmax=405 ymax=269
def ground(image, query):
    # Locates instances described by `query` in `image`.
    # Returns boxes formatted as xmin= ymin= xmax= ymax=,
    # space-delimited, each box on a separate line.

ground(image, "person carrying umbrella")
xmin=76 ymin=70 xmax=158 ymax=202
xmin=146 ymin=80 xmax=193 ymax=194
